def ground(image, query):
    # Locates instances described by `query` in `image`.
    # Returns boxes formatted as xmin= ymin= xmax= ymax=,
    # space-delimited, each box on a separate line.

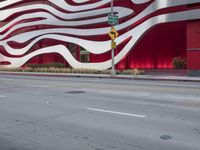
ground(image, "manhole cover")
xmin=65 ymin=91 xmax=86 ymax=94
xmin=160 ymin=135 xmax=172 ymax=140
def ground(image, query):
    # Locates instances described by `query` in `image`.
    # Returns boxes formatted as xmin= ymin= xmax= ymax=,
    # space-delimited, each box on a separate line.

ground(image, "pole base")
xmin=111 ymin=68 xmax=116 ymax=77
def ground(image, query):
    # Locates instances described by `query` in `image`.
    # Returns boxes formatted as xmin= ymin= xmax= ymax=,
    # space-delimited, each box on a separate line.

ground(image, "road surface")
xmin=0 ymin=74 xmax=200 ymax=150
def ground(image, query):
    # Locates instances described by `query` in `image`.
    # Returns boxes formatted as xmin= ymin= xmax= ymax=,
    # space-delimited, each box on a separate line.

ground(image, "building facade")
xmin=0 ymin=0 xmax=200 ymax=75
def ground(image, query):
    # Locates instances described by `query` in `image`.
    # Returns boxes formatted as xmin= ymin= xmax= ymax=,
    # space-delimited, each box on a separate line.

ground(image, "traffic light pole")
xmin=111 ymin=0 xmax=116 ymax=77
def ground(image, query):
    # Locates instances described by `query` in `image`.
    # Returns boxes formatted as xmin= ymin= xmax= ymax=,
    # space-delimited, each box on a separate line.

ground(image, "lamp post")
xmin=110 ymin=0 xmax=116 ymax=77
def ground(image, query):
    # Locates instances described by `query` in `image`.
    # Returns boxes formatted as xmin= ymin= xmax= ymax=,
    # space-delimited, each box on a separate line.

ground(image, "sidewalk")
xmin=1 ymin=71 xmax=200 ymax=82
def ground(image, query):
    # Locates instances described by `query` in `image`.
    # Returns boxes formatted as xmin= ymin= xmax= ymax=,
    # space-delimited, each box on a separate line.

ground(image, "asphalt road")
xmin=0 ymin=74 xmax=200 ymax=150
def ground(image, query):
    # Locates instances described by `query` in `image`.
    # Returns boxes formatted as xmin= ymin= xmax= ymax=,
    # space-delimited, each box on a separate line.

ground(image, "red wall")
xmin=117 ymin=22 xmax=187 ymax=69
xmin=187 ymin=5 xmax=200 ymax=70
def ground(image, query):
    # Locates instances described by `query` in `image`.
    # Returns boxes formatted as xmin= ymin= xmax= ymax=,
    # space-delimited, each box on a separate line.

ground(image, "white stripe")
xmin=87 ymin=108 xmax=146 ymax=118
xmin=73 ymin=0 xmax=90 ymax=3
xmin=131 ymin=0 xmax=150 ymax=4
xmin=0 ymin=7 xmax=132 ymax=33
xmin=0 ymin=7 xmax=132 ymax=40
xmin=0 ymin=95 xmax=6 ymax=98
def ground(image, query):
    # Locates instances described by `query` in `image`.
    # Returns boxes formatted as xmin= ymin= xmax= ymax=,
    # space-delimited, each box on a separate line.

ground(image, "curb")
xmin=0 ymin=72 xmax=200 ymax=82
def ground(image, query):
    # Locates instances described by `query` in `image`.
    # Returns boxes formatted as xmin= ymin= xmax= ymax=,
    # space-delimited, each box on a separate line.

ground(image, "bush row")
xmin=0 ymin=67 xmax=145 ymax=75
xmin=27 ymin=63 xmax=65 ymax=68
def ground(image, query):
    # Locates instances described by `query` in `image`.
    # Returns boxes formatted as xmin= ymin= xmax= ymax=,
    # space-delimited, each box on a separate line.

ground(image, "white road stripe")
xmin=87 ymin=108 xmax=146 ymax=118
xmin=0 ymin=95 xmax=6 ymax=98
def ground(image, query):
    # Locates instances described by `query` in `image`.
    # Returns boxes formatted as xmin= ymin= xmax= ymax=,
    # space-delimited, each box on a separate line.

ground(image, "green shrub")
xmin=172 ymin=57 xmax=186 ymax=69
xmin=27 ymin=62 xmax=65 ymax=69
xmin=119 ymin=69 xmax=145 ymax=75
xmin=49 ymin=63 xmax=65 ymax=68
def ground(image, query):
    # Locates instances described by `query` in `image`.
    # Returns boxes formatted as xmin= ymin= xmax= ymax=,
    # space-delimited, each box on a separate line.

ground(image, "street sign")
xmin=108 ymin=27 xmax=119 ymax=40
xmin=111 ymin=40 xmax=116 ymax=49
xmin=108 ymin=14 xmax=119 ymax=26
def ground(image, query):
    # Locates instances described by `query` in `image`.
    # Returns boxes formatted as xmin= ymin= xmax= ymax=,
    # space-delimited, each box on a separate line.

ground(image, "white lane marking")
xmin=87 ymin=108 xmax=146 ymax=118
xmin=0 ymin=95 xmax=6 ymax=98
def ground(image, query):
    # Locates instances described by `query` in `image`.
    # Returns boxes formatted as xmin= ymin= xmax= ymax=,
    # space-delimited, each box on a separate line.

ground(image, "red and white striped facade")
xmin=0 ymin=0 xmax=200 ymax=71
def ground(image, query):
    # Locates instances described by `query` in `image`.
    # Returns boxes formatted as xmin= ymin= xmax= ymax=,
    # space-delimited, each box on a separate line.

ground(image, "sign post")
xmin=108 ymin=0 xmax=118 ymax=77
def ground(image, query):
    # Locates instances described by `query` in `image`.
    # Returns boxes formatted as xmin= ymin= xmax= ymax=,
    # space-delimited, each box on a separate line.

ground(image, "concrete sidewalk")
xmin=1 ymin=71 xmax=200 ymax=82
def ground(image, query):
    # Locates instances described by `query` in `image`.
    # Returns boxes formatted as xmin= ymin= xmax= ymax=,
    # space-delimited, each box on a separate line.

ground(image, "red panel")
xmin=187 ymin=20 xmax=200 ymax=49
xmin=187 ymin=16 xmax=200 ymax=70
xmin=27 ymin=53 xmax=69 ymax=67
xmin=187 ymin=51 xmax=200 ymax=69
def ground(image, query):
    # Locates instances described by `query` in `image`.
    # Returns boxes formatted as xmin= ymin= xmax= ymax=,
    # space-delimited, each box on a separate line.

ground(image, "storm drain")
xmin=65 ymin=91 xmax=86 ymax=94
xmin=160 ymin=135 xmax=173 ymax=140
